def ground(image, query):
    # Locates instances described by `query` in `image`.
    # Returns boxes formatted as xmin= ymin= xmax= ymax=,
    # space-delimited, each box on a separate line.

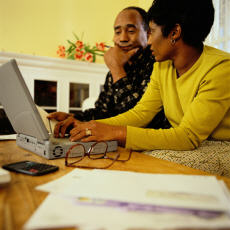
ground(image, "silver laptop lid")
xmin=0 ymin=59 xmax=49 ymax=141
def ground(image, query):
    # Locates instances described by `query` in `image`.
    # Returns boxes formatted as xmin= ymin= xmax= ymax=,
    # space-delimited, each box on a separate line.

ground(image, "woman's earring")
xmin=171 ymin=39 xmax=176 ymax=45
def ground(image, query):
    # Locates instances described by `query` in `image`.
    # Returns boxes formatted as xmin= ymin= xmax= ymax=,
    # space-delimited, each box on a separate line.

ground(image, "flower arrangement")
xmin=57 ymin=33 xmax=106 ymax=63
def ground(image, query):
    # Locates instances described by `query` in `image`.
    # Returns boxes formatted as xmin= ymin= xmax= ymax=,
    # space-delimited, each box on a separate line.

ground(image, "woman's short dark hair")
xmin=123 ymin=6 xmax=149 ymax=31
xmin=147 ymin=0 xmax=214 ymax=47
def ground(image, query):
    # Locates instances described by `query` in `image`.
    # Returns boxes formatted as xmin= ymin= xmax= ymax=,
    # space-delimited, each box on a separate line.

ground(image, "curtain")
xmin=205 ymin=0 xmax=230 ymax=52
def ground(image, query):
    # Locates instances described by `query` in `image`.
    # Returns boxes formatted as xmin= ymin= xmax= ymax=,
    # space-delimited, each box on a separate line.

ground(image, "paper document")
xmin=37 ymin=169 xmax=230 ymax=212
xmin=0 ymin=134 xmax=16 ymax=140
xmin=36 ymin=106 xmax=57 ymax=133
xmin=24 ymin=169 xmax=230 ymax=230
xmin=24 ymin=194 xmax=230 ymax=230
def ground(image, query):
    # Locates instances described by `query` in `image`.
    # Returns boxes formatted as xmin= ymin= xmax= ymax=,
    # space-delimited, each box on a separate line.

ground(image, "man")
xmin=48 ymin=6 xmax=167 ymax=137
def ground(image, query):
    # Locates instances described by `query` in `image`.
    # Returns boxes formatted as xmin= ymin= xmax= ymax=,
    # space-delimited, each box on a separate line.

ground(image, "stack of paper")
xmin=24 ymin=169 xmax=230 ymax=230
xmin=0 ymin=134 xmax=16 ymax=140
xmin=0 ymin=167 xmax=11 ymax=185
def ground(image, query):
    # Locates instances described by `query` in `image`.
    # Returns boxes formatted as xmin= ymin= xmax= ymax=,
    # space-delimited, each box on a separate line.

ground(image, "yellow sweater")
xmin=99 ymin=46 xmax=230 ymax=150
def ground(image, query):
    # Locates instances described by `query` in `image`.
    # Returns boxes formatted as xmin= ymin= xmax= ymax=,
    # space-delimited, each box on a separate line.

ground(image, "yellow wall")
xmin=0 ymin=0 xmax=153 ymax=62
xmin=139 ymin=0 xmax=153 ymax=11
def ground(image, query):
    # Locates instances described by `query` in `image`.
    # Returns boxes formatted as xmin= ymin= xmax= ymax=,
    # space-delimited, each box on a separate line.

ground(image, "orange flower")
xmin=75 ymin=48 xmax=84 ymax=60
xmin=57 ymin=46 xmax=66 ymax=58
xmin=59 ymin=53 xmax=66 ymax=58
xmin=84 ymin=52 xmax=93 ymax=62
xmin=57 ymin=33 xmax=105 ymax=62
xmin=75 ymin=40 xmax=84 ymax=49
xmin=96 ymin=42 xmax=105 ymax=51
xmin=58 ymin=45 xmax=65 ymax=51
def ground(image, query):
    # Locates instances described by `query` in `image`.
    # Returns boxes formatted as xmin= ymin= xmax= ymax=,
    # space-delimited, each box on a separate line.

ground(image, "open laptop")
xmin=0 ymin=59 xmax=117 ymax=159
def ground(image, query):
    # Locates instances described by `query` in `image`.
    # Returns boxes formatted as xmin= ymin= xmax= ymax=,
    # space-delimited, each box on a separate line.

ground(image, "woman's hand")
xmin=69 ymin=120 xmax=127 ymax=146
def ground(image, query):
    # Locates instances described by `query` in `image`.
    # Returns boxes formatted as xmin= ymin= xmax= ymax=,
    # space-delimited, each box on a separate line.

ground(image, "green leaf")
xmin=94 ymin=53 xmax=104 ymax=56
xmin=67 ymin=40 xmax=76 ymax=47
xmin=93 ymin=54 xmax=96 ymax=62
xmin=66 ymin=46 xmax=72 ymax=53
xmin=73 ymin=32 xmax=80 ymax=41
xmin=84 ymin=46 xmax=92 ymax=53
xmin=67 ymin=54 xmax=75 ymax=60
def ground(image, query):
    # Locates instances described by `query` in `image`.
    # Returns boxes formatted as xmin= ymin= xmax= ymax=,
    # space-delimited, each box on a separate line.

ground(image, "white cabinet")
xmin=0 ymin=52 xmax=108 ymax=114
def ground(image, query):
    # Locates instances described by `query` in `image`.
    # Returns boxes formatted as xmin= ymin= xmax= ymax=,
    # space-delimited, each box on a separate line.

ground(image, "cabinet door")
xmin=34 ymin=80 xmax=57 ymax=113
xmin=69 ymin=82 xmax=89 ymax=115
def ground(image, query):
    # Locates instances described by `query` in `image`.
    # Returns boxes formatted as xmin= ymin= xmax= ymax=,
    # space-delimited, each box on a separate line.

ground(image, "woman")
xmin=55 ymin=0 xmax=230 ymax=151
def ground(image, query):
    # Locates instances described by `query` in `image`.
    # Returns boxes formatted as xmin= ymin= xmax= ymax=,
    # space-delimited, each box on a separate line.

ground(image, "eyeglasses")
xmin=65 ymin=142 xmax=132 ymax=169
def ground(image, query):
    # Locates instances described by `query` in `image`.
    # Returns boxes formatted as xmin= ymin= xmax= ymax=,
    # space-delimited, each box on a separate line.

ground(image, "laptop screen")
xmin=0 ymin=59 xmax=49 ymax=141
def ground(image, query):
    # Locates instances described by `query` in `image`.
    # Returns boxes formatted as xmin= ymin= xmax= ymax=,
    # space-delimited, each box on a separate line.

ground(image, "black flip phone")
xmin=2 ymin=161 xmax=59 ymax=176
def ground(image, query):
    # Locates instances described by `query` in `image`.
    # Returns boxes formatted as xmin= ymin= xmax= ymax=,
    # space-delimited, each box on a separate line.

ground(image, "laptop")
xmin=0 ymin=59 xmax=117 ymax=159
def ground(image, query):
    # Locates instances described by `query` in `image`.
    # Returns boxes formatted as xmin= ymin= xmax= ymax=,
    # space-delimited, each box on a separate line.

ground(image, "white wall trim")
xmin=0 ymin=51 xmax=108 ymax=74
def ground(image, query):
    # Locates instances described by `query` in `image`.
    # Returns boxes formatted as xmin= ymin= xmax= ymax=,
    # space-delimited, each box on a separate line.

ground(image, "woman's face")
xmin=148 ymin=21 xmax=173 ymax=62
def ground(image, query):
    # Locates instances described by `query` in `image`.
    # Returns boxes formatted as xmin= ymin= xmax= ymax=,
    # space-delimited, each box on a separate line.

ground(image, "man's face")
xmin=113 ymin=9 xmax=148 ymax=52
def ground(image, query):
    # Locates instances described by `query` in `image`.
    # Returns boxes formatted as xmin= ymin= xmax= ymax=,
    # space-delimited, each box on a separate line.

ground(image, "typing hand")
xmin=47 ymin=112 xmax=80 ymax=138
xmin=47 ymin=111 xmax=74 ymax=121
xmin=69 ymin=120 xmax=127 ymax=146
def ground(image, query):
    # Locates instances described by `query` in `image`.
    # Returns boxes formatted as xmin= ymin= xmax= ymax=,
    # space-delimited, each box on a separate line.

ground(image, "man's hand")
xmin=54 ymin=116 xmax=82 ymax=138
xmin=104 ymin=46 xmax=138 ymax=83
xmin=47 ymin=111 xmax=74 ymax=121
xmin=47 ymin=112 xmax=81 ymax=138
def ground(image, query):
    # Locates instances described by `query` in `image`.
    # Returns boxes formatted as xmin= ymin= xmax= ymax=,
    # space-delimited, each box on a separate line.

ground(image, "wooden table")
xmin=1 ymin=140 xmax=230 ymax=230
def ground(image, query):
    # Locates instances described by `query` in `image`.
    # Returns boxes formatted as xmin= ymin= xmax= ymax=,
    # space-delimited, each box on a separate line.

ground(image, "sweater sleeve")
xmin=99 ymin=60 xmax=230 ymax=151
xmin=126 ymin=60 xmax=230 ymax=150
